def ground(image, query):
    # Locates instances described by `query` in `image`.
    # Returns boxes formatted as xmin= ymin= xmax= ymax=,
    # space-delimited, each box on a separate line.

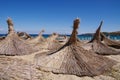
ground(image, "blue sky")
xmin=0 ymin=0 xmax=120 ymax=34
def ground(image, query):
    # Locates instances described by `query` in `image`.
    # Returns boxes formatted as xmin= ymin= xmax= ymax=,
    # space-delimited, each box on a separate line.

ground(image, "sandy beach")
xmin=0 ymin=49 xmax=120 ymax=80
xmin=0 ymin=17 xmax=120 ymax=80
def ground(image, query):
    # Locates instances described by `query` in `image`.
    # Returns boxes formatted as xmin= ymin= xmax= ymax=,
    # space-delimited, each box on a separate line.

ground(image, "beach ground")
xmin=0 ymin=47 xmax=120 ymax=80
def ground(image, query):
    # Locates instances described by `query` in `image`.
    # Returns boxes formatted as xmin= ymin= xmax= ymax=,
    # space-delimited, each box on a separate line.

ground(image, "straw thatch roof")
xmin=101 ymin=33 xmax=120 ymax=49
xmin=34 ymin=18 xmax=116 ymax=77
xmin=0 ymin=36 xmax=5 ymax=41
xmin=27 ymin=29 xmax=45 ymax=45
xmin=25 ymin=29 xmax=61 ymax=50
xmin=35 ymin=33 xmax=62 ymax=50
xmin=87 ymin=21 xmax=120 ymax=55
xmin=17 ymin=31 xmax=32 ymax=40
xmin=0 ymin=18 xmax=38 ymax=56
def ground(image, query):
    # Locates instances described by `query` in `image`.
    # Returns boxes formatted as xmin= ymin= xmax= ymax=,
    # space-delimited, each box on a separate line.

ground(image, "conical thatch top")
xmin=89 ymin=21 xmax=103 ymax=43
xmin=86 ymin=21 xmax=120 ymax=55
xmin=35 ymin=32 xmax=62 ymax=50
xmin=38 ymin=29 xmax=45 ymax=36
xmin=46 ymin=33 xmax=62 ymax=50
xmin=7 ymin=18 xmax=15 ymax=34
xmin=0 ymin=18 xmax=38 ymax=56
xmin=27 ymin=29 xmax=45 ymax=45
xmin=26 ymin=31 xmax=62 ymax=51
xmin=46 ymin=33 xmax=58 ymax=41
xmin=17 ymin=32 xmax=31 ymax=40
xmin=101 ymin=33 xmax=120 ymax=49
xmin=68 ymin=18 xmax=80 ymax=44
xmin=34 ymin=18 xmax=116 ymax=77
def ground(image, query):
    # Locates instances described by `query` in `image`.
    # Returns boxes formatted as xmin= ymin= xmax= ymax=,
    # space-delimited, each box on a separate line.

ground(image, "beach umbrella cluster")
xmin=0 ymin=18 xmax=119 ymax=77
xmin=41 ymin=33 xmax=63 ymax=50
xmin=26 ymin=31 xmax=62 ymax=50
xmin=83 ymin=21 xmax=120 ymax=55
xmin=35 ymin=18 xmax=117 ymax=77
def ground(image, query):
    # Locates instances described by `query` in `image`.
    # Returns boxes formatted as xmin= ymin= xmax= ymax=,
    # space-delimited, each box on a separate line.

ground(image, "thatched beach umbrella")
xmin=17 ymin=31 xmax=32 ymax=40
xmin=27 ymin=29 xmax=45 ymax=45
xmin=26 ymin=29 xmax=61 ymax=50
xmin=0 ymin=18 xmax=38 ymax=56
xmin=34 ymin=18 xmax=116 ymax=77
xmin=25 ymin=32 xmax=60 ymax=51
xmin=101 ymin=33 xmax=120 ymax=49
xmin=0 ymin=36 xmax=5 ymax=41
xmin=36 ymin=32 xmax=62 ymax=50
xmin=86 ymin=21 xmax=120 ymax=55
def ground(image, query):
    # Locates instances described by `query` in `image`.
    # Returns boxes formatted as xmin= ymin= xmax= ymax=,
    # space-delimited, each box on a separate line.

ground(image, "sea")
xmin=30 ymin=34 xmax=120 ymax=40
xmin=0 ymin=34 xmax=120 ymax=41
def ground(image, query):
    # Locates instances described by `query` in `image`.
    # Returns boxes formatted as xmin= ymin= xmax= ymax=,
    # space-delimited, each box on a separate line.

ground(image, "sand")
xmin=0 ymin=39 xmax=120 ymax=80
xmin=0 ymin=48 xmax=120 ymax=80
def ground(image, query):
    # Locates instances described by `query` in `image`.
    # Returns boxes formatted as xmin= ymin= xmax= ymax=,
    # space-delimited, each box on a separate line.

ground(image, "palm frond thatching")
xmin=86 ymin=21 xmax=120 ymax=55
xmin=34 ymin=18 xmax=116 ymax=77
xmin=0 ymin=18 xmax=38 ymax=56
xmin=101 ymin=33 xmax=120 ymax=49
